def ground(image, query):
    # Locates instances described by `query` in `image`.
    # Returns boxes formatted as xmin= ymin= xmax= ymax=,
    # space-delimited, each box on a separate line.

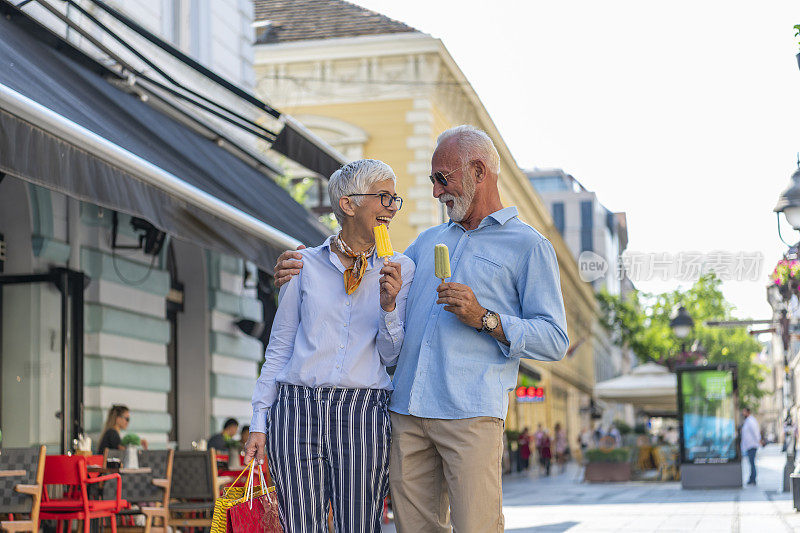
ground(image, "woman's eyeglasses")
xmin=348 ymin=193 xmax=403 ymax=210
xmin=429 ymin=162 xmax=472 ymax=187
xmin=123 ymin=416 xmax=130 ymax=422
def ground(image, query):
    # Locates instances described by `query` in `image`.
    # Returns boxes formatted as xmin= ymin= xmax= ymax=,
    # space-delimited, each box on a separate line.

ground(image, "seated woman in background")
xmin=97 ymin=404 xmax=148 ymax=454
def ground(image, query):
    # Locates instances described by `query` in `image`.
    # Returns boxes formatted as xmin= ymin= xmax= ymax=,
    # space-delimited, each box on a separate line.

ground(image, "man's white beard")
xmin=439 ymin=173 xmax=476 ymax=222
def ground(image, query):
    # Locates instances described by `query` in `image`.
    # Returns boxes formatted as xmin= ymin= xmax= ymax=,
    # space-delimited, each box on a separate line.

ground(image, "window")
xmin=552 ymin=202 xmax=565 ymax=236
xmin=580 ymin=201 xmax=593 ymax=252
xmin=530 ymin=176 xmax=569 ymax=193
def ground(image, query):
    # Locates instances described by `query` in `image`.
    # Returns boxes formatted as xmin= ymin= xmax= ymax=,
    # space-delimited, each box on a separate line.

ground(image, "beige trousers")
xmin=389 ymin=412 xmax=505 ymax=533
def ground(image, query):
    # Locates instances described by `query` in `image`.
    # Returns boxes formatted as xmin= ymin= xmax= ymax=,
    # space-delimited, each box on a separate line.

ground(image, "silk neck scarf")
xmin=334 ymin=233 xmax=375 ymax=295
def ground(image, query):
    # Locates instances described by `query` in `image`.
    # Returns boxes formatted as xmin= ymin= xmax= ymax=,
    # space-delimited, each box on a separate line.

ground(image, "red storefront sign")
xmin=515 ymin=385 xmax=545 ymax=403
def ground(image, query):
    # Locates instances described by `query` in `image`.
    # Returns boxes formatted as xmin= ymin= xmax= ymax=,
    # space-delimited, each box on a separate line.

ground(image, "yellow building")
xmin=253 ymin=0 xmax=597 ymax=446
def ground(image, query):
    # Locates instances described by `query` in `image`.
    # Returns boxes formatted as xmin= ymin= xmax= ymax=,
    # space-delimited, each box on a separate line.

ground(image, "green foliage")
xmin=613 ymin=419 xmax=633 ymax=435
xmin=274 ymin=174 xmax=316 ymax=206
xmin=318 ymin=212 xmax=339 ymax=232
xmin=121 ymin=433 xmax=141 ymax=446
xmin=585 ymin=447 xmax=632 ymax=463
xmin=634 ymin=423 xmax=647 ymax=435
xmin=271 ymin=158 xmax=337 ymax=231
xmin=795 ymin=25 xmax=800 ymax=49
xmin=596 ymin=273 xmax=766 ymax=409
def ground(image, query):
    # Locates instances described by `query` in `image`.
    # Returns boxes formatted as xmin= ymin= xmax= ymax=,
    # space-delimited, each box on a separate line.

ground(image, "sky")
xmin=349 ymin=0 xmax=800 ymax=321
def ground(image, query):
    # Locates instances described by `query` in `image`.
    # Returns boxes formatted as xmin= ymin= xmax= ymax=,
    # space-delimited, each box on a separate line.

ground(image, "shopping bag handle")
xmin=222 ymin=459 xmax=255 ymax=500
xmin=243 ymin=459 xmax=268 ymax=508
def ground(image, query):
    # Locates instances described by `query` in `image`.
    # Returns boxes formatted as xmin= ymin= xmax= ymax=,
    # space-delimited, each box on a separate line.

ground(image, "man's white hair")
xmin=436 ymin=125 xmax=500 ymax=175
xmin=328 ymin=159 xmax=397 ymax=224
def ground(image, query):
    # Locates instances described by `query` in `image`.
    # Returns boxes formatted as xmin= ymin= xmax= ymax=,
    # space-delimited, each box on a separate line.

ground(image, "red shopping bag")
xmin=226 ymin=462 xmax=283 ymax=533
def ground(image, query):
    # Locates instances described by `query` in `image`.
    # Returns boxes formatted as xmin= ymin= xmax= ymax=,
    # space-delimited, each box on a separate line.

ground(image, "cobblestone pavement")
xmin=382 ymin=444 xmax=800 ymax=532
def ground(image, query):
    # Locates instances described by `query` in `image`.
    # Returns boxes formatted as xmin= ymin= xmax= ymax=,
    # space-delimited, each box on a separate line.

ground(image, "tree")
xmin=597 ymin=273 xmax=766 ymax=409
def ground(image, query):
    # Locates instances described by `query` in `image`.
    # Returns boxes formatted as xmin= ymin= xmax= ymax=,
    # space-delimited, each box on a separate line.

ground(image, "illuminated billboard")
xmin=677 ymin=364 xmax=739 ymax=465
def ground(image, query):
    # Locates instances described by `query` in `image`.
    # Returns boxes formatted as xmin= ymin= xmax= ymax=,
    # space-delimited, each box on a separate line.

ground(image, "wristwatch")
xmin=478 ymin=309 xmax=500 ymax=333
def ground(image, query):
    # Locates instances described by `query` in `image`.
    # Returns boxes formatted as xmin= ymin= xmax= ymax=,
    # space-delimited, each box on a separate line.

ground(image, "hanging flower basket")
xmin=770 ymin=259 xmax=800 ymax=301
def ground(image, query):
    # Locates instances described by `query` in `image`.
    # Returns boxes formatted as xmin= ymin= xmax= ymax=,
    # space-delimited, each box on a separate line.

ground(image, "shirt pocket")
xmin=471 ymin=254 xmax=502 ymax=281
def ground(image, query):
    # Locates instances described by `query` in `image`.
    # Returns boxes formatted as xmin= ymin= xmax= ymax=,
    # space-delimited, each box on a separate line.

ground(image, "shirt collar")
xmin=447 ymin=206 xmax=519 ymax=230
xmin=323 ymin=235 xmax=376 ymax=271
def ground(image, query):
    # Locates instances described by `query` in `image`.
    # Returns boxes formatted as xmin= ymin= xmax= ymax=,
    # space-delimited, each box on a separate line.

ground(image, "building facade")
xmin=529 ymin=168 xmax=635 ymax=428
xmin=251 ymin=0 xmax=598 ymax=446
xmin=0 ymin=0 xmax=336 ymax=451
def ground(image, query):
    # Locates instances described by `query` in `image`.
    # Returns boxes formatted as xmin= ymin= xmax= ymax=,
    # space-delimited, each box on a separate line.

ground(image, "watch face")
xmin=485 ymin=312 xmax=499 ymax=330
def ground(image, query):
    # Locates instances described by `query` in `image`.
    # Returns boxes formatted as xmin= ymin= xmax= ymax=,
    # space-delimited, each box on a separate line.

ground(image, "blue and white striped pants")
xmin=266 ymin=384 xmax=391 ymax=533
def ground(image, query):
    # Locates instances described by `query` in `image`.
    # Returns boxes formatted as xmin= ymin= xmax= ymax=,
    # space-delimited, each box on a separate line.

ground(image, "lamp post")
xmin=774 ymin=166 xmax=800 ymax=496
xmin=669 ymin=306 xmax=694 ymax=371
xmin=670 ymin=306 xmax=695 ymax=364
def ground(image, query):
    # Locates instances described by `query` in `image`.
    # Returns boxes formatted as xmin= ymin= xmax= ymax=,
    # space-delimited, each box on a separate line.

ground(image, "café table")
xmin=86 ymin=466 xmax=151 ymax=475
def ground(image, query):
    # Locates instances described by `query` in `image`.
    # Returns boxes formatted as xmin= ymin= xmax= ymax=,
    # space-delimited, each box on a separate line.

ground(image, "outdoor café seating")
xmin=39 ymin=454 xmax=123 ymax=533
xmin=0 ymin=446 xmax=46 ymax=533
xmin=103 ymin=449 xmax=173 ymax=533
xmin=167 ymin=449 xmax=221 ymax=529
xmin=653 ymin=445 xmax=680 ymax=481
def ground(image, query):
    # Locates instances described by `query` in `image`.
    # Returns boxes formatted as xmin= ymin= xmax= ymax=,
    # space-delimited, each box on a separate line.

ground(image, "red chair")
xmin=39 ymin=455 xmax=122 ymax=533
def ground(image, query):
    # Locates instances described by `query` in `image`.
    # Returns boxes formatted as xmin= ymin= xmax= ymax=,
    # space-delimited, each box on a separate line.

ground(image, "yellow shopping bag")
xmin=210 ymin=459 xmax=270 ymax=533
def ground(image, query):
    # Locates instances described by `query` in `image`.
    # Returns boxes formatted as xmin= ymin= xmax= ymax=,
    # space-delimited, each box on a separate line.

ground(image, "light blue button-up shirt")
xmin=250 ymin=236 xmax=415 ymax=434
xmin=390 ymin=206 xmax=569 ymax=420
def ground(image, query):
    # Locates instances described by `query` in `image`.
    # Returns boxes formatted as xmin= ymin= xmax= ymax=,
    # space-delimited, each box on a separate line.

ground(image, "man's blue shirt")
xmin=390 ymin=206 xmax=570 ymax=420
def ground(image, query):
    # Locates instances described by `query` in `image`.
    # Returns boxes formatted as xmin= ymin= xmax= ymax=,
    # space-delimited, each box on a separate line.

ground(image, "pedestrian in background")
xmin=608 ymin=424 xmax=622 ymax=447
xmin=97 ymin=404 xmax=149 ymax=455
xmin=517 ymin=427 xmax=531 ymax=472
xmin=741 ymin=407 xmax=761 ymax=486
xmin=579 ymin=427 xmax=593 ymax=456
xmin=207 ymin=418 xmax=238 ymax=452
xmin=593 ymin=423 xmax=604 ymax=446
xmin=554 ymin=423 xmax=569 ymax=473
xmin=539 ymin=430 xmax=552 ymax=476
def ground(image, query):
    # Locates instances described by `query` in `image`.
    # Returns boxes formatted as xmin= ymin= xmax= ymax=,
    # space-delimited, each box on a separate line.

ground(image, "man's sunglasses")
xmin=429 ymin=162 xmax=472 ymax=187
xmin=348 ymin=193 xmax=403 ymax=210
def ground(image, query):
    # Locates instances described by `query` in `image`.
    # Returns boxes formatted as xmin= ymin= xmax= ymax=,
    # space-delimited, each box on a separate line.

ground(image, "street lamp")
xmin=775 ymin=166 xmax=800 ymax=496
xmin=775 ymin=168 xmax=800 ymax=246
xmin=670 ymin=306 xmax=694 ymax=353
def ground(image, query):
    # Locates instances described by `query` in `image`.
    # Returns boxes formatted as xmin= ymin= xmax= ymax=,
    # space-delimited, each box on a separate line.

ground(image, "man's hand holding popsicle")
xmin=434 ymin=242 xmax=496 ymax=333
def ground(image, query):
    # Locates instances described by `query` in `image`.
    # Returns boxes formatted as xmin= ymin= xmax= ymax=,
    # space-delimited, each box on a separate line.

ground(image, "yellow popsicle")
xmin=373 ymin=224 xmax=394 ymax=258
xmin=435 ymin=243 xmax=451 ymax=280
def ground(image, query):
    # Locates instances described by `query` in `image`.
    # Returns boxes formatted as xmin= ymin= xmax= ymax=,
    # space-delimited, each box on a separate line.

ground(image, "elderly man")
xmin=274 ymin=125 xmax=568 ymax=532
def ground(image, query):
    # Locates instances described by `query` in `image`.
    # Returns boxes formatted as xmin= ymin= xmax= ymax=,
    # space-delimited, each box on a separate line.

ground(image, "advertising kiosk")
xmin=677 ymin=363 xmax=742 ymax=489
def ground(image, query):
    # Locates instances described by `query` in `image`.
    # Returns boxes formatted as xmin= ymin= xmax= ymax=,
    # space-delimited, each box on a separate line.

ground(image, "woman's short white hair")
xmin=436 ymin=125 xmax=500 ymax=175
xmin=328 ymin=159 xmax=397 ymax=224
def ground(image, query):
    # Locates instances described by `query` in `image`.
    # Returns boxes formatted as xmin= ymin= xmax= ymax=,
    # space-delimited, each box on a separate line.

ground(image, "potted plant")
xmin=770 ymin=259 xmax=800 ymax=301
xmin=795 ymin=25 xmax=800 ymax=71
xmin=583 ymin=447 xmax=633 ymax=482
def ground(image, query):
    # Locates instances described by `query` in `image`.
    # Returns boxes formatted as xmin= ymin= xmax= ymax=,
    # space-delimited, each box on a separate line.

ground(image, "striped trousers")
xmin=266 ymin=384 xmax=391 ymax=533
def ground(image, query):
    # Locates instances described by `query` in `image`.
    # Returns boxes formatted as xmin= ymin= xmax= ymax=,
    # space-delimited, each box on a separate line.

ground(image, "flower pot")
xmin=796 ymin=52 xmax=800 ymax=72
xmin=584 ymin=462 xmax=632 ymax=482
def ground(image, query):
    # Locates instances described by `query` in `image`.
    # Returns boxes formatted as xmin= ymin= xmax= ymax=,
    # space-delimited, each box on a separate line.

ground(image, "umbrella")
xmin=594 ymin=363 xmax=677 ymax=415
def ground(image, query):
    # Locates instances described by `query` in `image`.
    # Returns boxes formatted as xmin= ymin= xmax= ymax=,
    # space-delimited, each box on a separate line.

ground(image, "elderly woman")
xmin=244 ymin=159 xmax=414 ymax=533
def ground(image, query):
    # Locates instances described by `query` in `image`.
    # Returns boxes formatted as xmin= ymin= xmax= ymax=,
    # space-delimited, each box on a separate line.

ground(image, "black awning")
xmin=272 ymin=120 xmax=344 ymax=179
xmin=0 ymin=4 xmax=329 ymax=271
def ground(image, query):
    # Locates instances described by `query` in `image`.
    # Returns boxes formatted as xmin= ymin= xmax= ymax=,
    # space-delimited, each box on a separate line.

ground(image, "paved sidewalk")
xmin=382 ymin=444 xmax=800 ymax=532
